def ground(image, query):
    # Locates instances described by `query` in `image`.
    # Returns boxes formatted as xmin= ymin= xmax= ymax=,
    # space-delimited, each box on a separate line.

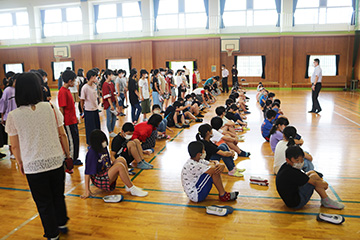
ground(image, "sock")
xmin=321 ymin=197 xmax=345 ymax=209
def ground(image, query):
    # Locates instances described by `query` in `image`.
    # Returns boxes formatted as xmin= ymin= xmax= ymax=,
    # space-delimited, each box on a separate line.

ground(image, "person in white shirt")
xmin=181 ymin=141 xmax=239 ymax=202
xmin=183 ymin=65 xmax=190 ymax=85
xmin=221 ymin=64 xmax=229 ymax=93
xmin=309 ymin=58 xmax=323 ymax=113
xmin=138 ymin=69 xmax=151 ymax=121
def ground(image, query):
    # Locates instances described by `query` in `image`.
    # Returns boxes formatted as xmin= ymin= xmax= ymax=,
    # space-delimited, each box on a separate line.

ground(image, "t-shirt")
xmin=102 ymin=81 xmax=116 ymax=110
xmin=184 ymin=68 xmax=190 ymax=76
xmin=58 ymin=87 xmax=77 ymax=126
xmin=231 ymin=69 xmax=238 ymax=77
xmin=201 ymin=140 xmax=220 ymax=160
xmin=204 ymin=78 xmax=213 ymax=86
xmin=260 ymin=95 xmax=267 ymax=107
xmin=111 ymin=134 xmax=129 ymax=158
xmin=276 ymin=163 xmax=310 ymax=208
xmin=193 ymin=88 xmax=204 ymax=95
xmin=225 ymin=112 xmax=238 ymax=123
xmin=80 ymin=83 xmax=98 ymax=111
xmin=120 ymin=77 xmax=127 ymax=93
xmin=152 ymin=77 xmax=159 ymax=92
xmin=192 ymin=73 xmax=197 ymax=84
xmin=273 ymin=140 xmax=288 ymax=174
xmin=85 ymin=147 xmax=112 ymax=175
xmin=261 ymin=118 xmax=273 ymax=139
xmin=270 ymin=130 xmax=283 ymax=153
xmin=166 ymin=76 xmax=174 ymax=89
xmin=311 ymin=66 xmax=323 ymax=83
xmin=181 ymin=158 xmax=211 ymax=202
xmin=132 ymin=122 xmax=155 ymax=142
xmin=222 ymin=69 xmax=229 ymax=78
xmin=68 ymin=77 xmax=80 ymax=93
xmin=138 ymin=78 xmax=150 ymax=99
xmin=5 ymin=102 xmax=64 ymax=174
xmin=211 ymin=129 xmax=224 ymax=144
xmin=159 ymin=75 xmax=166 ymax=92
xmin=128 ymin=78 xmax=139 ymax=105
xmin=0 ymin=86 xmax=16 ymax=121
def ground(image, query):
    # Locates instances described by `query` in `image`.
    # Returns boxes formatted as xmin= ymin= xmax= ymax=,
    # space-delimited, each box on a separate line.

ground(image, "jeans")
xmin=106 ymin=105 xmax=117 ymax=133
xmin=152 ymin=91 xmax=161 ymax=108
xmin=118 ymin=93 xmax=125 ymax=107
xmin=311 ymin=82 xmax=322 ymax=112
xmin=157 ymin=118 xmax=168 ymax=133
xmin=210 ymin=143 xmax=235 ymax=171
xmin=131 ymin=102 xmax=142 ymax=122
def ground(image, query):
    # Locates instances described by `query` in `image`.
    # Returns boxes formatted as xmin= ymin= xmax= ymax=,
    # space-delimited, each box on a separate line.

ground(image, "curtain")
xmin=166 ymin=61 xmax=170 ymax=69
xmin=154 ymin=0 xmax=160 ymax=31
xmin=40 ymin=10 xmax=46 ymax=38
xmin=275 ymin=0 xmax=281 ymax=27
xmin=204 ymin=0 xmax=209 ymax=29
xmin=335 ymin=55 xmax=340 ymax=76
xmin=351 ymin=30 xmax=360 ymax=79
xmin=305 ymin=55 xmax=310 ymax=78
xmin=261 ymin=55 xmax=266 ymax=79
xmin=117 ymin=3 xmax=122 ymax=17
xmin=129 ymin=58 xmax=132 ymax=72
xmin=292 ymin=0 xmax=298 ymax=26
xmin=351 ymin=0 xmax=356 ymax=25
xmin=93 ymin=5 xmax=99 ymax=35
xmin=220 ymin=0 xmax=226 ymax=29
xmin=193 ymin=61 xmax=198 ymax=70
xmin=138 ymin=1 xmax=142 ymax=14
xmin=61 ymin=8 xmax=67 ymax=22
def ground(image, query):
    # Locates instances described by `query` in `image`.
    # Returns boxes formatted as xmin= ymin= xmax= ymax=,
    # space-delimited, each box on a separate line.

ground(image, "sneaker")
xmin=73 ymin=159 xmax=83 ymax=165
xmin=182 ymin=124 xmax=190 ymax=128
xmin=219 ymin=191 xmax=239 ymax=202
xmin=235 ymin=168 xmax=246 ymax=173
xmin=58 ymin=225 xmax=68 ymax=234
xmin=196 ymin=114 xmax=204 ymax=118
xmin=47 ymin=235 xmax=59 ymax=240
xmin=206 ymin=206 xmax=228 ymax=216
xmin=109 ymin=132 xmax=117 ymax=138
xmin=195 ymin=119 xmax=203 ymax=122
xmin=211 ymin=205 xmax=234 ymax=214
xmin=317 ymin=213 xmax=345 ymax=225
xmin=110 ymin=109 xmax=118 ymax=116
xmin=234 ymin=127 xmax=243 ymax=132
xmin=243 ymin=127 xmax=250 ymax=131
xmin=137 ymin=160 xmax=153 ymax=169
xmin=125 ymin=185 xmax=148 ymax=197
xmin=250 ymin=176 xmax=268 ymax=183
xmin=250 ymin=181 xmax=269 ymax=186
xmin=239 ymin=151 xmax=250 ymax=157
xmin=321 ymin=197 xmax=345 ymax=210
xmin=228 ymin=169 xmax=244 ymax=177
xmin=175 ymin=124 xmax=182 ymax=128
xmin=119 ymin=113 xmax=126 ymax=116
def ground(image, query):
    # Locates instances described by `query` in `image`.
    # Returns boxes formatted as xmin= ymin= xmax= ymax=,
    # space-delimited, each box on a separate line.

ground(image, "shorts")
xmin=171 ymin=88 xmax=176 ymax=97
xmin=71 ymin=92 xmax=80 ymax=103
xmin=195 ymin=173 xmax=213 ymax=202
xmin=141 ymin=99 xmax=151 ymax=114
xmin=293 ymin=183 xmax=315 ymax=209
xmin=90 ymin=169 xmax=117 ymax=191
xmin=118 ymin=93 xmax=125 ymax=107
xmin=120 ymin=149 xmax=135 ymax=166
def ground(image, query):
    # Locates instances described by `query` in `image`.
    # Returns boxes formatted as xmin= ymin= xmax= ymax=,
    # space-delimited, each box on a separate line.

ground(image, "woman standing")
xmin=6 ymin=72 xmax=71 ymax=240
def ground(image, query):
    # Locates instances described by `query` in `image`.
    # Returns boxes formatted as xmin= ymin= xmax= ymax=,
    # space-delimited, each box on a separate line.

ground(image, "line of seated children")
xmin=177 ymin=98 xmax=203 ymax=123
xmin=215 ymin=106 xmax=237 ymax=135
xmin=152 ymin=105 xmax=173 ymax=139
xmin=226 ymin=104 xmax=249 ymax=131
xmin=273 ymin=126 xmax=313 ymax=175
xmin=260 ymin=91 xmax=275 ymax=108
xmin=181 ymin=141 xmax=239 ymax=202
xmin=263 ymin=99 xmax=283 ymax=119
xmin=276 ymin=145 xmax=344 ymax=210
xmin=269 ymin=117 xmax=303 ymax=153
xmin=196 ymin=124 xmax=246 ymax=177
xmin=229 ymin=90 xmax=250 ymax=114
xmin=165 ymin=101 xmax=191 ymax=129
xmin=203 ymin=86 xmax=216 ymax=104
xmin=110 ymin=122 xmax=154 ymax=170
xmin=82 ymin=129 xmax=148 ymax=199
xmin=211 ymin=113 xmax=243 ymax=141
xmin=192 ymin=87 xmax=210 ymax=108
xmin=261 ymin=109 xmax=277 ymax=141
xmin=210 ymin=117 xmax=250 ymax=159
xmin=272 ymin=99 xmax=283 ymax=114
xmin=257 ymin=81 xmax=264 ymax=92
xmin=184 ymin=94 xmax=204 ymax=118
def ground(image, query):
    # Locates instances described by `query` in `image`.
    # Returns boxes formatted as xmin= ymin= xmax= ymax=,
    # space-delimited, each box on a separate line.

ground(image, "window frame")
xmin=0 ymin=10 xmax=30 ymax=40
xmin=235 ymin=55 xmax=263 ymax=77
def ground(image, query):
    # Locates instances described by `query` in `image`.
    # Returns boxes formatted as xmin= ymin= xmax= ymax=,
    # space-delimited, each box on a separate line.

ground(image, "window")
xmin=4 ymin=63 xmax=24 ymax=73
xmin=0 ymin=11 xmax=30 ymax=40
xmin=236 ymin=56 xmax=262 ymax=77
xmin=156 ymin=0 xmax=206 ymax=30
xmin=43 ymin=7 xmax=82 ymax=37
xmin=295 ymin=0 xmax=353 ymax=25
xmin=308 ymin=55 xmax=337 ymax=77
xmin=52 ymin=61 xmax=74 ymax=80
xmin=96 ymin=2 xmax=142 ymax=34
xmin=106 ymin=59 xmax=131 ymax=73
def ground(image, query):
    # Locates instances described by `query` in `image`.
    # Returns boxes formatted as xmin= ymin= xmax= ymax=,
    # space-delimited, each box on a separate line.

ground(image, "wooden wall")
xmin=0 ymin=35 xmax=357 ymax=89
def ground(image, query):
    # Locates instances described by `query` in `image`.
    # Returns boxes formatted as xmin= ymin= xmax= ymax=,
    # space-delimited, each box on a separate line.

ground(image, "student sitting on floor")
xmin=261 ymin=110 xmax=277 ymax=141
xmin=181 ymin=141 xmax=239 ymax=202
xmin=274 ymin=126 xmax=312 ymax=174
xmin=111 ymin=122 xmax=153 ymax=170
xmin=203 ymin=86 xmax=216 ymax=104
xmin=276 ymin=145 xmax=344 ymax=210
xmin=262 ymin=99 xmax=272 ymax=119
xmin=215 ymin=106 xmax=236 ymax=135
xmin=152 ymin=104 xmax=173 ymax=139
xmin=184 ymin=94 xmax=203 ymax=118
xmin=177 ymin=98 xmax=203 ymax=123
xmin=82 ymin=130 xmax=148 ymax=199
xmin=259 ymin=90 xmax=268 ymax=107
xmin=132 ymin=114 xmax=163 ymax=154
xmin=210 ymin=117 xmax=250 ymax=157
xmin=226 ymin=104 xmax=248 ymax=130
xmin=271 ymin=102 xmax=284 ymax=115
xmin=196 ymin=124 xmax=244 ymax=177
xmin=165 ymin=101 xmax=190 ymax=129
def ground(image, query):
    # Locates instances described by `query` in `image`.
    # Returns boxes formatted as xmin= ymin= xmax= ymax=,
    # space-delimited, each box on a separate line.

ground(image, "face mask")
xmin=222 ymin=68 xmax=224 ymax=70
xmin=44 ymin=77 xmax=48 ymax=83
xmin=312 ymin=63 xmax=316 ymax=67
xmin=210 ymin=134 xmax=214 ymax=138
xmin=125 ymin=134 xmax=133 ymax=140
xmin=161 ymin=72 xmax=165 ymax=76
xmin=200 ymin=152 xmax=206 ymax=160
xmin=292 ymin=161 xmax=304 ymax=170
xmin=102 ymin=141 xmax=107 ymax=148
xmin=153 ymin=110 xmax=161 ymax=114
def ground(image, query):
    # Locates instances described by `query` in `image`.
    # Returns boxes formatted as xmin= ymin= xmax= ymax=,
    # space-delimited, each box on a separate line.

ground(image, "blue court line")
xmin=0 ymin=186 xmax=30 ymax=192
xmin=65 ymin=193 xmax=360 ymax=219
xmin=329 ymin=185 xmax=342 ymax=202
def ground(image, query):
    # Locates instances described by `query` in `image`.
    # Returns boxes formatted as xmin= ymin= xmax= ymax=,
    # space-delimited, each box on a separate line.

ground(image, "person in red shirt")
xmin=58 ymin=70 xmax=82 ymax=165
xmin=192 ymin=68 xmax=198 ymax=90
xmin=165 ymin=70 xmax=175 ymax=106
xmin=132 ymin=114 xmax=162 ymax=154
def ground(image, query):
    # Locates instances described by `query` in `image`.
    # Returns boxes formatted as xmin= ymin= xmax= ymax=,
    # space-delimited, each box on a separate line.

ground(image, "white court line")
xmin=334 ymin=111 xmax=360 ymax=127
xmin=334 ymin=104 xmax=360 ymax=118
xmin=1 ymin=181 xmax=84 ymax=240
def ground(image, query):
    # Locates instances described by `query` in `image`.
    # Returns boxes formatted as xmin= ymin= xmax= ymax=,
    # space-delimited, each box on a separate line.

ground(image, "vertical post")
xmin=81 ymin=1 xmax=93 ymax=40
xmin=280 ymin=0 xmax=293 ymax=32
xmin=208 ymin=0 xmax=219 ymax=34
xmin=141 ymin=0 xmax=154 ymax=37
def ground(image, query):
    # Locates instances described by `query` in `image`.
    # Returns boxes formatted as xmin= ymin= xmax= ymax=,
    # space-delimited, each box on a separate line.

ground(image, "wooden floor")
xmin=1 ymin=89 xmax=360 ymax=240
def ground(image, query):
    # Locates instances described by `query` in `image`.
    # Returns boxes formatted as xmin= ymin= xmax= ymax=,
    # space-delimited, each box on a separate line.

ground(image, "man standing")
xmin=231 ymin=65 xmax=238 ymax=88
xmin=221 ymin=64 xmax=229 ymax=93
xmin=183 ymin=65 xmax=190 ymax=85
xmin=308 ymin=59 xmax=322 ymax=114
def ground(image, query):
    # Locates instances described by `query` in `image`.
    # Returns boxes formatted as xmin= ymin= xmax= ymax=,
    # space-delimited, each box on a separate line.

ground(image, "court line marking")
xmin=334 ymin=104 xmax=360 ymax=118
xmin=328 ymin=185 xmax=342 ymax=202
xmin=333 ymin=111 xmax=360 ymax=127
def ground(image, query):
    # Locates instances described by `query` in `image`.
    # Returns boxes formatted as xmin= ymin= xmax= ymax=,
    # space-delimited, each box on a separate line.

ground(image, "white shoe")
xmin=125 ymin=185 xmax=148 ymax=197
xmin=109 ymin=132 xmax=117 ymax=138
xmin=10 ymin=154 xmax=15 ymax=159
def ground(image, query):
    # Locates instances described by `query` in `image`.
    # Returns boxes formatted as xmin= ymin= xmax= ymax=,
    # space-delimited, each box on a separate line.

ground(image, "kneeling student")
xmin=181 ymin=141 xmax=239 ymax=202
xmin=276 ymin=145 xmax=344 ymax=210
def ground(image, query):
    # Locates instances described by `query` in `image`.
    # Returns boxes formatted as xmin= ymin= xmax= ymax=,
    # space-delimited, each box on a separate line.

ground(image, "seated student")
xmin=274 ymin=126 xmax=312 ymax=174
xmin=196 ymin=124 xmax=244 ymax=177
xmin=152 ymin=104 xmax=173 ymax=139
xmin=190 ymin=92 xmax=205 ymax=112
xmin=210 ymin=117 xmax=250 ymax=156
xmin=229 ymin=92 xmax=250 ymax=114
xmin=276 ymin=145 xmax=344 ymax=210
xmin=271 ymin=102 xmax=284 ymax=115
xmin=184 ymin=94 xmax=203 ymax=118
xmin=181 ymin=141 xmax=239 ymax=202
xmin=192 ymin=87 xmax=210 ymax=108
xmin=256 ymin=88 xmax=265 ymax=102
xmin=132 ymin=114 xmax=163 ymax=153
xmin=165 ymin=101 xmax=191 ymax=129
xmin=261 ymin=110 xmax=277 ymax=141
xmin=257 ymin=82 xmax=263 ymax=92
xmin=225 ymin=98 xmax=234 ymax=110
xmin=81 ymin=130 xmax=148 ymax=199
xmin=211 ymin=76 xmax=221 ymax=96
xmin=177 ymin=98 xmax=203 ymax=123
xmin=226 ymin=104 xmax=248 ymax=129
xmin=259 ymin=90 xmax=268 ymax=107
xmin=262 ymin=99 xmax=272 ymax=119
xmin=111 ymin=122 xmax=153 ymax=169
xmin=203 ymin=86 xmax=216 ymax=104
xmin=215 ymin=106 xmax=236 ymax=135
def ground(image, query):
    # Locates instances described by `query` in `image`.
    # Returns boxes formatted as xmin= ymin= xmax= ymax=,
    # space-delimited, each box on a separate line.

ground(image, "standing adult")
xmin=309 ymin=58 xmax=322 ymax=114
xmin=184 ymin=65 xmax=190 ymax=84
xmin=6 ymin=72 xmax=71 ymax=240
xmin=221 ymin=64 xmax=229 ymax=93
xmin=231 ymin=65 xmax=238 ymax=88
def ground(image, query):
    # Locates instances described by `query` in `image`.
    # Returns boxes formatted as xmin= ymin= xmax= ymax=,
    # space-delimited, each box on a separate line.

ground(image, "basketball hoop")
xmin=226 ymin=48 xmax=234 ymax=57
xmin=54 ymin=55 xmax=62 ymax=62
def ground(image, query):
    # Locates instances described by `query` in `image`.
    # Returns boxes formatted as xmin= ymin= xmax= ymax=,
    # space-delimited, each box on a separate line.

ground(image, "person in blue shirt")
xmin=261 ymin=110 xmax=277 ymax=141
xmin=204 ymin=77 xmax=214 ymax=86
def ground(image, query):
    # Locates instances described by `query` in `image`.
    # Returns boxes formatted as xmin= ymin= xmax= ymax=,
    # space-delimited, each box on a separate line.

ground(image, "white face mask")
xmin=125 ymin=134 xmax=133 ymax=140
xmin=161 ymin=72 xmax=165 ymax=76
xmin=153 ymin=110 xmax=161 ymax=114
xmin=44 ymin=77 xmax=48 ymax=83
xmin=292 ymin=161 xmax=304 ymax=170
xmin=102 ymin=141 xmax=107 ymax=148
xmin=200 ymin=152 xmax=206 ymax=160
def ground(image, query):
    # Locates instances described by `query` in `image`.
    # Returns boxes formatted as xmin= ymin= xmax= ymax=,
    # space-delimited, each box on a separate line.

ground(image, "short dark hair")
xmin=148 ymin=114 xmax=163 ymax=127
xmin=5 ymin=71 xmax=15 ymax=79
xmin=37 ymin=69 xmax=47 ymax=77
xmin=62 ymin=70 xmax=77 ymax=83
xmin=229 ymin=103 xmax=238 ymax=111
xmin=210 ymin=117 xmax=223 ymax=130
xmin=152 ymin=104 xmax=161 ymax=111
xmin=140 ymin=69 xmax=148 ymax=77
xmin=268 ymin=92 xmax=275 ymax=98
xmin=285 ymin=145 xmax=304 ymax=160
xmin=314 ymin=58 xmax=320 ymax=64
xmin=266 ymin=109 xmax=277 ymax=119
xmin=90 ymin=129 xmax=108 ymax=154
xmin=222 ymin=64 xmax=225 ymax=67
xmin=225 ymin=98 xmax=234 ymax=106
xmin=188 ymin=141 xmax=204 ymax=158
xmin=265 ymin=99 xmax=273 ymax=107
xmin=185 ymin=94 xmax=192 ymax=100
xmin=86 ymin=69 xmax=97 ymax=80
xmin=173 ymin=101 xmax=181 ymax=108
xmin=215 ymin=106 xmax=226 ymax=116
xmin=122 ymin=122 xmax=134 ymax=132
xmin=272 ymin=102 xmax=280 ymax=108
xmin=15 ymin=72 xmax=43 ymax=107
xmin=273 ymin=99 xmax=281 ymax=105
xmin=159 ymin=68 xmax=165 ymax=72
xmin=77 ymin=68 xmax=84 ymax=77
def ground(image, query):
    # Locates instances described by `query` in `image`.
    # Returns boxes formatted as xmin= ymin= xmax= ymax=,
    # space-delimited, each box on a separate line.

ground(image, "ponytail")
xmin=283 ymin=126 xmax=297 ymax=147
xmin=270 ymin=117 xmax=289 ymax=136
xmin=196 ymin=124 xmax=212 ymax=141
xmin=287 ymin=135 xmax=295 ymax=147
xmin=195 ymin=133 xmax=202 ymax=141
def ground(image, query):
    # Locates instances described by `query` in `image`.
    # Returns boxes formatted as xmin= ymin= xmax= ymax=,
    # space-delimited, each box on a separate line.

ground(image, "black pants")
xmin=26 ymin=166 xmax=69 ymax=238
xmin=84 ymin=110 xmax=100 ymax=145
xmin=185 ymin=75 xmax=190 ymax=84
xmin=64 ymin=124 xmax=79 ymax=161
xmin=0 ymin=123 xmax=7 ymax=148
xmin=311 ymin=83 xmax=322 ymax=112
xmin=232 ymin=76 xmax=238 ymax=88
xmin=222 ymin=77 xmax=229 ymax=93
